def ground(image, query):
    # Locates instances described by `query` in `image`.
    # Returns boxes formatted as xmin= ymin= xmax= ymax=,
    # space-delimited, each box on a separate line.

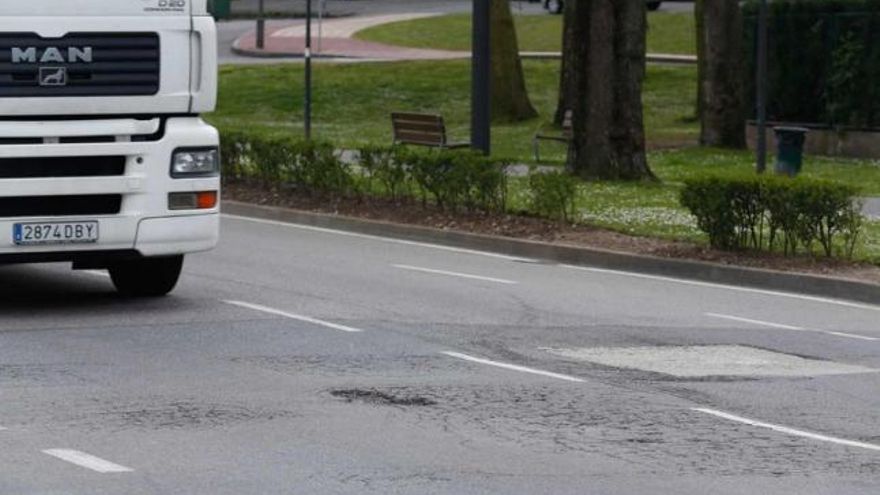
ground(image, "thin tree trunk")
xmin=567 ymin=0 xmax=654 ymax=181
xmin=698 ymin=0 xmax=747 ymax=148
xmin=490 ymin=0 xmax=538 ymax=122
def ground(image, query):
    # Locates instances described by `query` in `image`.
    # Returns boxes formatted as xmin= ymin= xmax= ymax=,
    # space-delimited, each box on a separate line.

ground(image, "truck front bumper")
xmin=0 ymin=117 xmax=220 ymax=263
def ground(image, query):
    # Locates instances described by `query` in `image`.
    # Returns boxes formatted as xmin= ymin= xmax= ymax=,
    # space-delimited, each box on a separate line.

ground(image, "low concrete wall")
xmin=746 ymin=123 xmax=880 ymax=160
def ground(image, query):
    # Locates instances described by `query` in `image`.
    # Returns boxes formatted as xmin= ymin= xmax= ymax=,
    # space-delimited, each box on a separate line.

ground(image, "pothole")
xmin=546 ymin=345 xmax=876 ymax=378
xmin=330 ymin=388 xmax=437 ymax=407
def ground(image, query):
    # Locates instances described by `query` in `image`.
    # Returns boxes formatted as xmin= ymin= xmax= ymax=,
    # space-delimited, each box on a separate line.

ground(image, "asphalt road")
xmin=0 ymin=213 xmax=878 ymax=494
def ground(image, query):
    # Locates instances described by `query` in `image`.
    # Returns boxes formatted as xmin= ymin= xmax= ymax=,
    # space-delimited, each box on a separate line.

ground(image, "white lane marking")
xmin=693 ymin=408 xmax=880 ymax=452
xmin=224 ymin=300 xmax=363 ymax=333
xmin=442 ymin=351 xmax=585 ymax=383
xmin=563 ymin=265 xmax=880 ymax=312
xmin=222 ymin=214 xmax=536 ymax=263
xmin=43 ymin=449 xmax=133 ymax=473
xmin=706 ymin=313 xmax=803 ymax=331
xmin=706 ymin=312 xmax=878 ymax=341
xmin=392 ymin=264 xmax=518 ymax=285
xmin=81 ymin=270 xmax=110 ymax=279
xmin=0 ymin=426 xmax=7 ymax=431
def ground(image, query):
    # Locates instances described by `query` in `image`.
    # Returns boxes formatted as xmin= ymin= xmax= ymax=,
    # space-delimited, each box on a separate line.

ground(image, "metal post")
xmin=471 ymin=0 xmax=491 ymax=155
xmin=256 ymin=0 xmax=265 ymax=49
xmin=305 ymin=0 xmax=313 ymax=140
xmin=756 ymin=0 xmax=769 ymax=173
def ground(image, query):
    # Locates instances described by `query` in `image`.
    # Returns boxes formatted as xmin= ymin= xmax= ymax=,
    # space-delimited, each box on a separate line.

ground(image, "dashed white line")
xmin=693 ymin=408 xmax=880 ymax=452
xmin=224 ymin=300 xmax=364 ymax=333
xmin=706 ymin=312 xmax=878 ymax=341
xmin=442 ymin=351 xmax=585 ymax=383
xmin=222 ymin=214 xmax=536 ymax=263
xmin=43 ymin=449 xmax=133 ymax=473
xmin=562 ymin=265 xmax=880 ymax=312
xmin=393 ymin=264 xmax=518 ymax=285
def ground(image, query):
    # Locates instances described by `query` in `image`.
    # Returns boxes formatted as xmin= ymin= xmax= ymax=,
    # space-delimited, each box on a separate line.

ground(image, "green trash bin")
xmin=773 ymin=126 xmax=809 ymax=177
xmin=209 ymin=0 xmax=231 ymax=19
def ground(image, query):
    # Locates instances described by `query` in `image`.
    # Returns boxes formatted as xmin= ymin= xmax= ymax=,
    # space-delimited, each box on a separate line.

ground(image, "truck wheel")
xmin=647 ymin=1 xmax=662 ymax=11
xmin=109 ymin=256 xmax=184 ymax=297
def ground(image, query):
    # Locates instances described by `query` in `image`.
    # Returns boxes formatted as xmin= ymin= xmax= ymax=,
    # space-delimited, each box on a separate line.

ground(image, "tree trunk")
xmin=567 ymin=0 xmax=655 ymax=181
xmin=554 ymin=0 xmax=577 ymax=125
xmin=697 ymin=0 xmax=747 ymax=148
xmin=490 ymin=0 xmax=538 ymax=122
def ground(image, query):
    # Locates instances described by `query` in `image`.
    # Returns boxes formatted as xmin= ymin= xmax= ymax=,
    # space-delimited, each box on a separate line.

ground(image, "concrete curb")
xmin=222 ymin=201 xmax=880 ymax=306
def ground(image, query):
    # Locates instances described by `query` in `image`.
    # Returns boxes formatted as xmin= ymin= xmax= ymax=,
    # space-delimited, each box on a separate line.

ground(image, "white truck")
xmin=0 ymin=0 xmax=220 ymax=296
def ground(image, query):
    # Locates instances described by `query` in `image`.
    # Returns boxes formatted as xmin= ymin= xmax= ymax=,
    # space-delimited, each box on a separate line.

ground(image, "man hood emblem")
xmin=39 ymin=67 xmax=68 ymax=87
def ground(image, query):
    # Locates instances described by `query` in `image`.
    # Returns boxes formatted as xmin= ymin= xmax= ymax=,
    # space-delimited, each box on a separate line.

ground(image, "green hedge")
xmin=743 ymin=0 xmax=880 ymax=128
xmin=680 ymin=175 xmax=863 ymax=257
xmin=220 ymin=129 xmax=507 ymax=213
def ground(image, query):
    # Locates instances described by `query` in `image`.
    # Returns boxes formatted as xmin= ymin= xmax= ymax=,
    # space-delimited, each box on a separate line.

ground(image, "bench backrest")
xmin=391 ymin=112 xmax=447 ymax=147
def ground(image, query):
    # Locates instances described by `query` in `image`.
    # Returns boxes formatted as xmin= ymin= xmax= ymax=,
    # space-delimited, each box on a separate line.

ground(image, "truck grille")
xmin=0 ymin=195 xmax=122 ymax=217
xmin=0 ymin=156 xmax=126 ymax=179
xmin=0 ymin=33 xmax=160 ymax=97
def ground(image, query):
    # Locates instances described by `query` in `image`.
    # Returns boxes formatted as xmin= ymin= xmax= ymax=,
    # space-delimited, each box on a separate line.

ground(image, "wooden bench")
xmin=533 ymin=110 xmax=573 ymax=162
xmin=391 ymin=112 xmax=470 ymax=149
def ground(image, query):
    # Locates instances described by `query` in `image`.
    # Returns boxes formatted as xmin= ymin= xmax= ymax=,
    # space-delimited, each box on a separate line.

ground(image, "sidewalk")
xmin=232 ymin=14 xmax=465 ymax=60
xmin=232 ymin=14 xmax=699 ymax=64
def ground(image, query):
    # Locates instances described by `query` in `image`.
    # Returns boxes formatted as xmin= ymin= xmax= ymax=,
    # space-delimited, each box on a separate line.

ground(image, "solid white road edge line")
xmin=392 ymin=264 xmax=518 ymax=285
xmin=222 ymin=214 xmax=536 ymax=263
xmin=705 ymin=312 xmax=878 ymax=341
xmin=563 ymin=264 xmax=880 ymax=312
xmin=224 ymin=300 xmax=364 ymax=333
xmin=693 ymin=408 xmax=880 ymax=452
xmin=42 ymin=449 xmax=133 ymax=473
xmin=442 ymin=351 xmax=584 ymax=383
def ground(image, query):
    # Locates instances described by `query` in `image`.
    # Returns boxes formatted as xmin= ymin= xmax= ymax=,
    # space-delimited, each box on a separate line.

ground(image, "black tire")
xmin=647 ymin=1 xmax=662 ymax=11
xmin=109 ymin=255 xmax=184 ymax=297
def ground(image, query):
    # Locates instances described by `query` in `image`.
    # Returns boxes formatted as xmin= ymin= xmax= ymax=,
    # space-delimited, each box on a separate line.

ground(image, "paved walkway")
xmin=233 ymin=13 xmax=466 ymax=60
xmin=232 ymin=12 xmax=698 ymax=64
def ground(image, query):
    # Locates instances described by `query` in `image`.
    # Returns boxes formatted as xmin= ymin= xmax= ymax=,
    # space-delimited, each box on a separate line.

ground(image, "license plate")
xmin=13 ymin=221 xmax=99 ymax=246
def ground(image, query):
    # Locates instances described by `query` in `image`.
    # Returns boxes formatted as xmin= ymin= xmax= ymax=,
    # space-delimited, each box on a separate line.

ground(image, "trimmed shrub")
xmin=404 ymin=149 xmax=507 ymax=213
xmin=680 ymin=175 xmax=862 ymax=257
xmin=217 ymin=128 xmax=352 ymax=197
xmin=528 ymin=171 xmax=579 ymax=222
xmin=358 ymin=145 xmax=409 ymax=201
xmin=219 ymin=128 xmax=507 ymax=213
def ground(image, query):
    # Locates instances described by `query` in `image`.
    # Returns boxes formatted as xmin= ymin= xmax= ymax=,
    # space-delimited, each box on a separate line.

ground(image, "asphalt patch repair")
xmin=331 ymin=389 xmax=437 ymax=407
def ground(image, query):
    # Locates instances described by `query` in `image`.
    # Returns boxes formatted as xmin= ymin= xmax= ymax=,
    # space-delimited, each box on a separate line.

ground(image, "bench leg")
xmin=533 ymin=137 xmax=541 ymax=163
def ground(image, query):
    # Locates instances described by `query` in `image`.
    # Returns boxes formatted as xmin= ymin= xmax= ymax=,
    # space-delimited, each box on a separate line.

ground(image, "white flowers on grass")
xmin=582 ymin=206 xmax=698 ymax=230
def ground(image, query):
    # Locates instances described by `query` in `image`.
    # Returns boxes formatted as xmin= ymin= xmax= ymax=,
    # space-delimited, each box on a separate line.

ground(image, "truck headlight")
xmin=171 ymin=148 xmax=219 ymax=178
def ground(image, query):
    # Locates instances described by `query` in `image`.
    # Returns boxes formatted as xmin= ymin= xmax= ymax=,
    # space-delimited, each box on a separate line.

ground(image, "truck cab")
xmin=0 ymin=0 xmax=220 ymax=296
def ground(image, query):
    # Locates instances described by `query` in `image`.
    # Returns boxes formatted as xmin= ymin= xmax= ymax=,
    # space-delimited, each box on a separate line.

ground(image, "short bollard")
xmin=773 ymin=126 xmax=809 ymax=177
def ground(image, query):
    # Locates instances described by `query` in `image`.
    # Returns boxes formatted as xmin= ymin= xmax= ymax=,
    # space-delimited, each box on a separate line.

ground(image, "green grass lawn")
xmin=210 ymin=60 xmax=880 ymax=262
xmin=210 ymin=59 xmax=698 ymax=161
xmin=355 ymin=12 xmax=697 ymax=55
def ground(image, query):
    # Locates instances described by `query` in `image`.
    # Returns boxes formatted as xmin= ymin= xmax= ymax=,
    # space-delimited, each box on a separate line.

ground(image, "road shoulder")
xmin=222 ymin=200 xmax=880 ymax=305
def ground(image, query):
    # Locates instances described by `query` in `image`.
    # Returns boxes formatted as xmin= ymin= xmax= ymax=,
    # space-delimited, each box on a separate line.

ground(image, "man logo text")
xmin=11 ymin=47 xmax=93 ymax=64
